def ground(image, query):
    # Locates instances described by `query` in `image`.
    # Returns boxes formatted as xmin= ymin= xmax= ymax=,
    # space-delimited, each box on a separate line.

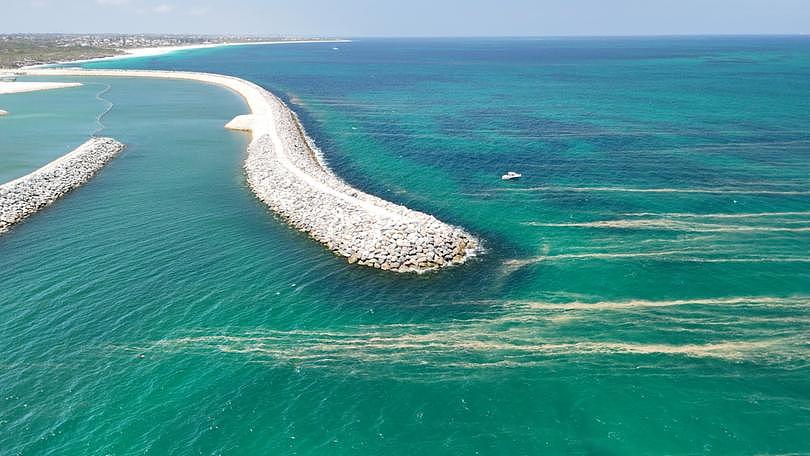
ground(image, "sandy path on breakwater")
xmin=18 ymin=69 xmax=408 ymax=219
xmin=22 ymin=68 xmax=420 ymax=219
xmin=10 ymin=68 xmax=478 ymax=271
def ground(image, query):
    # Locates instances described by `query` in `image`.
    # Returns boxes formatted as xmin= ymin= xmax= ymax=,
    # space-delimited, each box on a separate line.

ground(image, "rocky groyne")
xmin=233 ymin=80 xmax=479 ymax=272
xmin=0 ymin=137 xmax=125 ymax=234
xmin=243 ymin=102 xmax=477 ymax=272
xmin=17 ymin=69 xmax=478 ymax=272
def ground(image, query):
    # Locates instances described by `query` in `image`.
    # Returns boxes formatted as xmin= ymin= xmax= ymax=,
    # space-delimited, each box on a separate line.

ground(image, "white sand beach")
xmin=22 ymin=39 xmax=350 ymax=68
xmin=0 ymin=82 xmax=82 ymax=95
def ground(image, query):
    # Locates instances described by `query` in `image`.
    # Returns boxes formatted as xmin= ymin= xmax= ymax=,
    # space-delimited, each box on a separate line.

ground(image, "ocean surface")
xmin=1 ymin=37 xmax=809 ymax=454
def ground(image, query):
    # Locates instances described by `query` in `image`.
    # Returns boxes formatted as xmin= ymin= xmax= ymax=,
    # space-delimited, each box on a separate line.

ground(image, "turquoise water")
xmin=1 ymin=38 xmax=809 ymax=454
xmin=0 ymin=80 xmax=107 ymax=182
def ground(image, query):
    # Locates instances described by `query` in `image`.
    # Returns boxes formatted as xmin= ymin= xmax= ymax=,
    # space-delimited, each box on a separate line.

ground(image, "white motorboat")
xmin=501 ymin=171 xmax=522 ymax=180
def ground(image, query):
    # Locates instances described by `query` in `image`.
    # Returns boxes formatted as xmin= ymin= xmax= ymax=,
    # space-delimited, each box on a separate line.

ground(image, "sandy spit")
xmin=0 ymin=82 xmax=82 ymax=95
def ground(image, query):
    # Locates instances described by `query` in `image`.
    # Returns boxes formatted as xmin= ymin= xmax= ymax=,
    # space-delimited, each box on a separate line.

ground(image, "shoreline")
xmin=21 ymin=39 xmax=351 ymax=69
xmin=12 ymin=68 xmax=478 ymax=272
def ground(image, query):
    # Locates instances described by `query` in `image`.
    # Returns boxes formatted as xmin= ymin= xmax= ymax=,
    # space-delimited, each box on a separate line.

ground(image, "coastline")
xmin=21 ymin=39 xmax=351 ymax=69
xmin=12 ymin=68 xmax=478 ymax=272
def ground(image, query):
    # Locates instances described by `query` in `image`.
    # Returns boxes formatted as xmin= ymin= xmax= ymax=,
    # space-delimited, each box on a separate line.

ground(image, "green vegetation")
xmin=0 ymin=37 xmax=121 ymax=68
xmin=0 ymin=34 xmax=329 ymax=68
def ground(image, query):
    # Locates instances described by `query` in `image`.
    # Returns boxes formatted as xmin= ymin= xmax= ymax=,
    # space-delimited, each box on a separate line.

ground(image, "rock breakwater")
xmin=0 ymin=137 xmax=125 ymax=234
xmin=243 ymin=94 xmax=478 ymax=273
xmin=18 ymin=69 xmax=479 ymax=272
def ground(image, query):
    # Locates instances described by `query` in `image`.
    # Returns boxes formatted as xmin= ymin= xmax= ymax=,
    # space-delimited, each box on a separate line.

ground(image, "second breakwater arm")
xmin=15 ymin=68 xmax=479 ymax=272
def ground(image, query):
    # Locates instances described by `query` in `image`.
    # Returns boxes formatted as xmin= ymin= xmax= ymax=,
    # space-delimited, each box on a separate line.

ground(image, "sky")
xmin=2 ymin=0 xmax=809 ymax=37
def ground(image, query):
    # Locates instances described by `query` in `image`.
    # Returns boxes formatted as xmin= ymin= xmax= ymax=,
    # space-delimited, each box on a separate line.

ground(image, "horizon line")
xmin=2 ymin=32 xmax=809 ymax=39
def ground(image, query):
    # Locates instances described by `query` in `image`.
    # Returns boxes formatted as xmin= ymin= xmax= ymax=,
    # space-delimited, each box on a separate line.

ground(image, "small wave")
xmin=523 ymin=219 xmax=810 ymax=232
xmin=622 ymin=211 xmax=810 ymax=219
xmin=504 ymin=250 xmax=700 ymax=267
xmin=497 ymin=186 xmax=810 ymax=195
xmin=512 ymin=295 xmax=810 ymax=311
xmin=504 ymin=252 xmax=810 ymax=269
xmin=143 ymin=331 xmax=806 ymax=369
